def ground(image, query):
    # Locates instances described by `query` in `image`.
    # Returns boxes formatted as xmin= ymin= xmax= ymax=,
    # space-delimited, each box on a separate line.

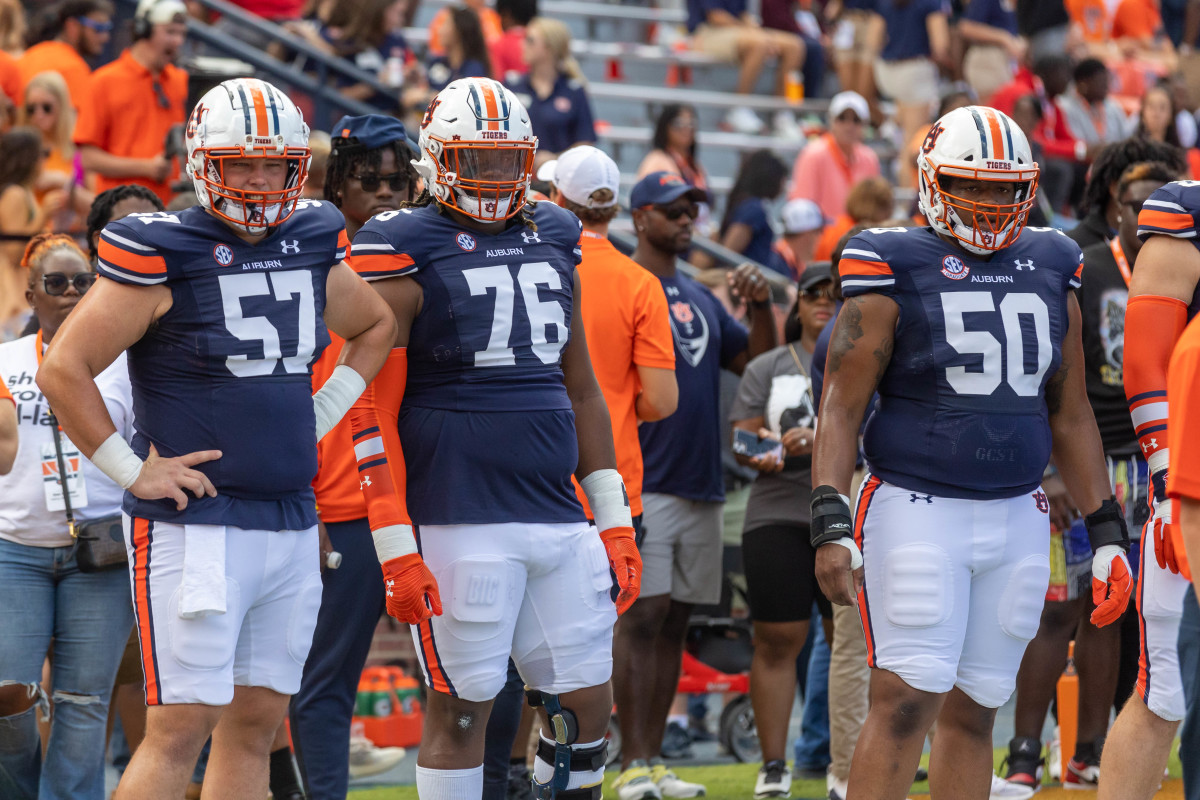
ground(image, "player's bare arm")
xmin=37 ymin=278 xmax=219 ymax=510
xmin=1128 ymin=234 xmax=1200 ymax=303
xmin=634 ymin=365 xmax=677 ymax=422
xmin=811 ymin=292 xmax=899 ymax=606
xmin=564 ymin=271 xmax=618 ymax=478
xmin=725 ymin=262 xmax=780 ymax=375
xmin=365 ymin=274 xmax=423 ymax=347
xmin=1047 ymin=294 xmax=1110 ymax=513
xmin=323 ymin=262 xmax=399 ymax=387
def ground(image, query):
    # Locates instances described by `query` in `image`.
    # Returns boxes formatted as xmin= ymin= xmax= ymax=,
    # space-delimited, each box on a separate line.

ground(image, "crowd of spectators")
xmin=9 ymin=0 xmax=1200 ymax=798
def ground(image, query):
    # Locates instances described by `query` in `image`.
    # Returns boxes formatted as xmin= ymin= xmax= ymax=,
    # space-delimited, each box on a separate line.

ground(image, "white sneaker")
xmin=347 ymin=735 xmax=406 ymax=779
xmin=614 ymin=761 xmax=664 ymax=800
xmin=1047 ymin=727 xmax=1061 ymax=781
xmin=990 ymin=774 xmax=1035 ymax=799
xmin=754 ymin=761 xmax=790 ymax=798
xmin=772 ymin=110 xmax=802 ymax=140
xmin=725 ymin=106 xmax=764 ymax=135
xmin=827 ymin=773 xmax=847 ymax=800
xmin=651 ymin=761 xmax=706 ymax=798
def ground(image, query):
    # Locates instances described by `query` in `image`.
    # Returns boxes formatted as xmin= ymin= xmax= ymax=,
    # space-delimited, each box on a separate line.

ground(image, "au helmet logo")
xmin=941 ymin=255 xmax=969 ymax=280
xmin=213 ymin=244 xmax=234 ymax=266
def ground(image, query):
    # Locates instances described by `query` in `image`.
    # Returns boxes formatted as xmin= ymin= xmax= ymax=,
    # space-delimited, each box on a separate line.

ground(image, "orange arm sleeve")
xmin=1124 ymin=294 xmax=1188 ymax=464
xmin=348 ymin=348 xmax=412 ymax=537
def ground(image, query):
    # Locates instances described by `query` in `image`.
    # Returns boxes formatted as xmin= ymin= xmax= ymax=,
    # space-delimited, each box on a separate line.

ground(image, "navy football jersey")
xmin=352 ymin=201 xmax=586 ymax=525
xmin=838 ymin=226 xmax=1082 ymax=499
xmin=1137 ymin=180 xmax=1200 ymax=320
xmin=96 ymin=201 xmax=348 ymax=530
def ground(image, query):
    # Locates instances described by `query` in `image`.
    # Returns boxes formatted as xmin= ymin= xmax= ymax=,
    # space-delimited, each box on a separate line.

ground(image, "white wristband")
xmin=372 ymin=523 xmax=418 ymax=563
xmin=1148 ymin=449 xmax=1169 ymax=475
xmin=90 ymin=431 xmax=143 ymax=490
xmin=313 ymin=364 xmax=367 ymax=441
xmin=580 ymin=468 xmax=634 ymax=532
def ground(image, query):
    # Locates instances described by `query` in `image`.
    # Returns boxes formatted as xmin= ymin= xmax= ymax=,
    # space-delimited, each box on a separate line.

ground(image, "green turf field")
xmin=348 ymin=746 xmax=1186 ymax=799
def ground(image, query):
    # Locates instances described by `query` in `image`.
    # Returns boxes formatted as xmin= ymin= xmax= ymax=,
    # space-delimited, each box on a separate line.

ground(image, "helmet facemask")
xmin=194 ymin=147 xmax=310 ymax=234
xmin=428 ymin=138 xmax=535 ymax=222
xmin=922 ymin=164 xmax=1040 ymax=255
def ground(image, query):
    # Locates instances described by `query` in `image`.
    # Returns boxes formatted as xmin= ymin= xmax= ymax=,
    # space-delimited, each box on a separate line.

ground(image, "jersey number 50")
xmin=941 ymin=291 xmax=1052 ymax=397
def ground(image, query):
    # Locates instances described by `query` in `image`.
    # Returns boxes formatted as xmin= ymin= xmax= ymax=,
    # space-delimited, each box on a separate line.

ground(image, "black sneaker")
xmin=660 ymin=721 xmax=695 ymax=760
xmin=1003 ymin=736 xmax=1044 ymax=789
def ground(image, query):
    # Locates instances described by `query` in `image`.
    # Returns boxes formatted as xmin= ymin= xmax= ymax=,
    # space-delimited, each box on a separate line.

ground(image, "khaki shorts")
xmin=963 ymin=45 xmax=1014 ymax=102
xmin=832 ymin=9 xmax=876 ymax=64
xmin=691 ymin=23 xmax=744 ymax=63
xmin=874 ymin=57 xmax=939 ymax=107
xmin=639 ymin=492 xmax=723 ymax=605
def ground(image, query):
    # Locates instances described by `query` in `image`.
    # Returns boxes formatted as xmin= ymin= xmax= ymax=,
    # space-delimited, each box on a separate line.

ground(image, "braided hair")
xmin=1079 ymin=138 xmax=1187 ymax=217
xmin=86 ymin=184 xmax=164 ymax=261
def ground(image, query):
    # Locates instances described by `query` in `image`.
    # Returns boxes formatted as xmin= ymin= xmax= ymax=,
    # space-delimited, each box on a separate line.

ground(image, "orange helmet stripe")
xmin=249 ymin=85 xmax=270 ymax=138
xmin=985 ymin=109 xmax=1005 ymax=160
xmin=480 ymin=82 xmax=500 ymax=131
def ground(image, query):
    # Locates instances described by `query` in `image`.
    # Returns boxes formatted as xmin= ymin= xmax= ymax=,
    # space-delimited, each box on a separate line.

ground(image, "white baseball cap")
xmin=537 ymin=145 xmax=619 ymax=208
xmin=781 ymin=198 xmax=824 ymax=234
xmin=828 ymin=90 xmax=869 ymax=123
xmin=137 ymin=0 xmax=189 ymax=25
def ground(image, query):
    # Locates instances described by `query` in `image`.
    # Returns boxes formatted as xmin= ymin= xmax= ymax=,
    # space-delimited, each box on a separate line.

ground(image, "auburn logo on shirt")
xmin=670 ymin=301 xmax=694 ymax=323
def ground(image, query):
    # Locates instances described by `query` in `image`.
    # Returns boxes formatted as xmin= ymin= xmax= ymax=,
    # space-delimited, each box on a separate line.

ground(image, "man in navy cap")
xmin=289 ymin=114 xmax=420 ymax=799
xmin=611 ymin=172 xmax=777 ymax=800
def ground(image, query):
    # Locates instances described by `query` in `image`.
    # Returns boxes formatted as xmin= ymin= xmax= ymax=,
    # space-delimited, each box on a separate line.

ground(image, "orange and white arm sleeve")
xmin=348 ymin=348 xmax=417 ymax=561
xmin=1125 ymin=294 xmax=1188 ymax=472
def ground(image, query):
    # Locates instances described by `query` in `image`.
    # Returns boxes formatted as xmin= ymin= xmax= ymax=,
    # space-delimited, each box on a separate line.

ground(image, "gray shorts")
xmin=639 ymin=493 xmax=723 ymax=605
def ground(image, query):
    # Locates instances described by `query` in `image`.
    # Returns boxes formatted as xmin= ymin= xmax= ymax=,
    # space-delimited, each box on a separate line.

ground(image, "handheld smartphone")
xmin=732 ymin=429 xmax=783 ymax=460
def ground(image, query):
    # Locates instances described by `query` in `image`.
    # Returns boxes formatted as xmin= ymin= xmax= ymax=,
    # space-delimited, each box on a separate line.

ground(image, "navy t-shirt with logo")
xmin=639 ymin=272 xmax=748 ymax=502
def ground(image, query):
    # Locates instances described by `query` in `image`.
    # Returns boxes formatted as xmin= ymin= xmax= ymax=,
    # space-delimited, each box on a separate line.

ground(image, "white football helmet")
xmin=414 ymin=77 xmax=537 ymax=222
xmin=186 ymin=78 xmax=311 ymax=234
xmin=917 ymin=105 xmax=1040 ymax=255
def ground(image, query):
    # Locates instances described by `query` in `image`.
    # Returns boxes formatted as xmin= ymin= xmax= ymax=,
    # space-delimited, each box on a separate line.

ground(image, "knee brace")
xmin=525 ymin=689 xmax=606 ymax=800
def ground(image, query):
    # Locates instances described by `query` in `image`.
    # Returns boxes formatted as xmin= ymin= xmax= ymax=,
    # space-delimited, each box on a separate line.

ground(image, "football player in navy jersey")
xmin=1092 ymin=178 xmax=1200 ymax=798
xmin=810 ymin=105 xmax=1134 ymax=800
xmin=36 ymin=78 xmax=396 ymax=800
xmin=346 ymin=77 xmax=640 ymax=800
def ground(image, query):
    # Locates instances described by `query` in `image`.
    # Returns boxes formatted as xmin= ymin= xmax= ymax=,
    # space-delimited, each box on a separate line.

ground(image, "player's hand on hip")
xmin=381 ymin=553 xmax=442 ymax=624
xmin=1090 ymin=544 xmax=1133 ymax=626
xmin=600 ymin=525 xmax=642 ymax=615
xmin=129 ymin=444 xmax=221 ymax=511
xmin=1043 ymin=473 xmax=1078 ymax=534
xmin=1150 ymin=470 xmax=1182 ymax=574
xmin=815 ymin=541 xmax=862 ymax=606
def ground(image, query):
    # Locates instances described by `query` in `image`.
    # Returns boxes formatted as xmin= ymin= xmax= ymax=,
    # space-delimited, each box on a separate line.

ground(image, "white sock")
xmin=533 ymin=736 xmax=605 ymax=789
xmin=667 ymin=714 xmax=688 ymax=727
xmin=415 ymin=765 xmax=483 ymax=800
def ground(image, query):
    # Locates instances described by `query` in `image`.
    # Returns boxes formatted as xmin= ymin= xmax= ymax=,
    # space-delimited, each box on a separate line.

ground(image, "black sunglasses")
xmin=352 ymin=172 xmax=409 ymax=192
xmin=25 ymin=102 xmax=54 ymax=115
xmin=801 ymin=283 xmax=836 ymax=302
xmin=653 ymin=202 xmax=699 ymax=221
xmin=42 ymin=272 xmax=96 ymax=296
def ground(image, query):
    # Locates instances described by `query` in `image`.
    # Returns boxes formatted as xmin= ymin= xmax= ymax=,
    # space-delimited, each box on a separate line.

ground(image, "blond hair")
xmin=22 ymin=72 xmax=75 ymax=160
xmin=527 ymin=17 xmax=585 ymax=85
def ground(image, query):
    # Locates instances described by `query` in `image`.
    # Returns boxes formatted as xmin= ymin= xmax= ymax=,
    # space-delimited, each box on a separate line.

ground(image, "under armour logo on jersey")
xmin=1143 ymin=438 xmax=1159 ymax=453
xmin=1033 ymin=490 xmax=1049 ymax=513
xmin=909 ymin=493 xmax=933 ymax=504
xmin=521 ymin=231 xmax=541 ymax=244
xmin=360 ymin=476 xmax=372 ymax=490
xmin=1014 ymin=259 xmax=1035 ymax=271
xmin=281 ymin=240 xmax=300 ymax=254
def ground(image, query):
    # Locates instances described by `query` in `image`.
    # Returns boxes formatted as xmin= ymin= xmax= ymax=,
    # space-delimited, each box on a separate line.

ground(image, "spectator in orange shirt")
xmin=21 ymin=71 xmax=94 ymax=233
xmin=73 ymin=0 xmax=187 ymax=205
xmin=1067 ymin=0 xmax=1177 ymax=69
xmin=427 ymin=0 xmax=502 ymax=56
xmin=813 ymin=175 xmax=894 ymax=262
xmin=18 ymin=0 xmax=113 ymax=112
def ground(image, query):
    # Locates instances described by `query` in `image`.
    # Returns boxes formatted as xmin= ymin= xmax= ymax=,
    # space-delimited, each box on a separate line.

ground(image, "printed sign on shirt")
xmin=41 ymin=439 xmax=87 ymax=511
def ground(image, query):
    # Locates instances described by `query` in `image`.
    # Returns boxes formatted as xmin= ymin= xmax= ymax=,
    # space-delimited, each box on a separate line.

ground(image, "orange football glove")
xmin=1149 ymin=470 xmax=1183 ymax=575
xmin=1090 ymin=545 xmax=1133 ymax=627
xmin=381 ymin=553 xmax=443 ymax=624
xmin=599 ymin=526 xmax=641 ymax=615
